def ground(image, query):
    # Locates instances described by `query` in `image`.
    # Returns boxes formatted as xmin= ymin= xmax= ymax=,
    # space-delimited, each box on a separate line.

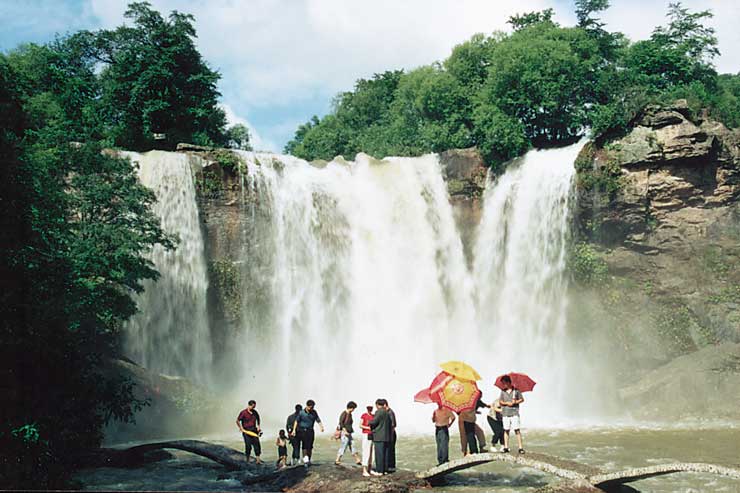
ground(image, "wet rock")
xmin=235 ymin=463 xmax=430 ymax=493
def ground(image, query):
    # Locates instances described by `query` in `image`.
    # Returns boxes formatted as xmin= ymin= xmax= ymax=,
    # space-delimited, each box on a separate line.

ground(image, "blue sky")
xmin=2 ymin=0 xmax=738 ymax=151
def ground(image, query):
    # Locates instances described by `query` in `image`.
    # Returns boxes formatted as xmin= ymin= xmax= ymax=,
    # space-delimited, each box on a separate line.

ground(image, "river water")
xmin=77 ymin=426 xmax=740 ymax=492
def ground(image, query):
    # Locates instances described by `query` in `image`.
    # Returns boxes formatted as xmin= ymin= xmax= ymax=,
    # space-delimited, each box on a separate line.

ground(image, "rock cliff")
xmin=572 ymin=100 xmax=740 ymax=390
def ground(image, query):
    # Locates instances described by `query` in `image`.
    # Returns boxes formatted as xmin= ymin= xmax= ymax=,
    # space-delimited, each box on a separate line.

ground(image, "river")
xmin=76 ymin=426 xmax=740 ymax=492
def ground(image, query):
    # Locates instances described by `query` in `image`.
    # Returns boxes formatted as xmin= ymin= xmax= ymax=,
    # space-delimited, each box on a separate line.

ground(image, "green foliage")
xmin=287 ymin=2 xmax=735 ymax=165
xmin=0 ymin=3 xmax=197 ymax=485
xmin=208 ymin=259 xmax=242 ymax=322
xmin=653 ymin=303 xmax=697 ymax=356
xmin=224 ymin=123 xmax=252 ymax=150
xmin=79 ymin=2 xmax=226 ymax=150
xmin=574 ymin=142 xmax=624 ymax=196
xmin=569 ymin=242 xmax=609 ymax=285
xmin=507 ymin=9 xmax=555 ymax=31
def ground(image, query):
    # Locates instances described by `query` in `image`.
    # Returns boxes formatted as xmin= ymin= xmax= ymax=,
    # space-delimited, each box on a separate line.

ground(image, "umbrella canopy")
xmin=413 ymin=388 xmax=434 ymax=404
xmin=439 ymin=361 xmax=481 ymax=381
xmin=433 ymin=376 xmax=481 ymax=413
xmin=414 ymin=371 xmax=453 ymax=404
xmin=494 ymin=372 xmax=537 ymax=393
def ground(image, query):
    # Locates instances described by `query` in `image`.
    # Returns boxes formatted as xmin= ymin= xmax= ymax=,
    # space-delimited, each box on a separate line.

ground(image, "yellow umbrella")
xmin=434 ymin=376 xmax=482 ymax=413
xmin=439 ymin=361 xmax=481 ymax=381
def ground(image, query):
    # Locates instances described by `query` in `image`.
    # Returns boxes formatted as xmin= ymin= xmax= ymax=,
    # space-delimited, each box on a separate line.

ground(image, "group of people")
xmin=432 ymin=375 xmax=526 ymax=465
xmin=235 ymin=398 xmax=399 ymax=477
xmin=235 ymin=377 xmax=524 ymax=473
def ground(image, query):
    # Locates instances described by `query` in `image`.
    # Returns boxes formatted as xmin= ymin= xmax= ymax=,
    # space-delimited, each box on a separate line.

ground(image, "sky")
xmin=1 ymin=0 xmax=738 ymax=152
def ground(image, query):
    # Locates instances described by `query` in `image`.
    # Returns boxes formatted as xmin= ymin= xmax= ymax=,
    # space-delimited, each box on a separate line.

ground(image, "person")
xmin=292 ymin=399 xmax=324 ymax=466
xmin=458 ymin=409 xmax=479 ymax=455
xmin=499 ymin=375 xmax=525 ymax=454
xmin=335 ymin=401 xmax=361 ymax=465
xmin=236 ymin=400 xmax=263 ymax=465
xmin=432 ymin=404 xmax=455 ymax=465
xmin=286 ymin=404 xmax=303 ymax=465
xmin=276 ymin=430 xmax=288 ymax=468
xmin=487 ymin=399 xmax=505 ymax=452
xmin=359 ymin=405 xmax=375 ymax=477
xmin=369 ymin=398 xmax=392 ymax=476
xmin=386 ymin=401 xmax=397 ymax=472
xmin=457 ymin=397 xmax=488 ymax=455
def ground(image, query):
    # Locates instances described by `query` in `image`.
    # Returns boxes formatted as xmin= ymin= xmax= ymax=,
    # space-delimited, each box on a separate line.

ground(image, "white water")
xmin=472 ymin=143 xmax=585 ymax=425
xmin=122 ymin=151 xmax=213 ymax=384
xmin=231 ymin=143 xmax=586 ymax=431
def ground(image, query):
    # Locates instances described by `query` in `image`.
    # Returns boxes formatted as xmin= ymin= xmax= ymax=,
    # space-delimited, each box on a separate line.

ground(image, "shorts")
xmin=502 ymin=415 xmax=521 ymax=431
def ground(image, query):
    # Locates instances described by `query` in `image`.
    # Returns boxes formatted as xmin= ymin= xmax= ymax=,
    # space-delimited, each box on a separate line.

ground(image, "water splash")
xmin=122 ymin=151 xmax=213 ymax=383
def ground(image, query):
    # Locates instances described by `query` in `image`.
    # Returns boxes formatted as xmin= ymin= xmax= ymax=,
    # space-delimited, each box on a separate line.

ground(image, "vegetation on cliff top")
xmin=286 ymin=1 xmax=739 ymax=169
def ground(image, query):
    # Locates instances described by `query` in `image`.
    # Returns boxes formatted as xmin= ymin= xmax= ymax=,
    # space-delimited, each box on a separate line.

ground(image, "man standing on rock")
xmin=369 ymin=399 xmax=392 ymax=475
xmin=432 ymin=403 xmax=455 ymax=465
xmin=499 ymin=375 xmax=525 ymax=454
xmin=236 ymin=400 xmax=263 ymax=465
xmin=286 ymin=404 xmax=302 ymax=465
xmin=292 ymin=399 xmax=324 ymax=466
xmin=386 ymin=401 xmax=397 ymax=472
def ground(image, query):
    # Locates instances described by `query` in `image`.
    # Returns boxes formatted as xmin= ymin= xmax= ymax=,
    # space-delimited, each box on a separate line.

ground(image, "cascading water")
xmin=122 ymin=141 xmax=590 ymax=428
xmin=231 ymin=142 xmax=587 ymax=430
xmin=122 ymin=151 xmax=213 ymax=384
xmin=235 ymin=152 xmax=476 ymax=428
xmin=472 ymin=142 xmax=586 ymax=425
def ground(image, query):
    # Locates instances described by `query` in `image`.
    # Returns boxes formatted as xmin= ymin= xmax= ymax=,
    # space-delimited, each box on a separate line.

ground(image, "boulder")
xmin=618 ymin=343 xmax=740 ymax=420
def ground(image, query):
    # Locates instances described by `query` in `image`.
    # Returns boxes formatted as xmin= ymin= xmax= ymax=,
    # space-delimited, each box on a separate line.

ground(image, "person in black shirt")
xmin=286 ymin=404 xmax=302 ymax=465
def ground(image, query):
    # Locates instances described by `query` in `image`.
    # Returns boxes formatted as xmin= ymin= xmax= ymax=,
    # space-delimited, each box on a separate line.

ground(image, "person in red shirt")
xmin=359 ymin=405 xmax=375 ymax=477
xmin=236 ymin=400 xmax=262 ymax=464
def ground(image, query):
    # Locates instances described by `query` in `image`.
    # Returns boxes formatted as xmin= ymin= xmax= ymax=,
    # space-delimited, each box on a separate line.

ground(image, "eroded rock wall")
xmin=573 ymin=101 xmax=740 ymax=374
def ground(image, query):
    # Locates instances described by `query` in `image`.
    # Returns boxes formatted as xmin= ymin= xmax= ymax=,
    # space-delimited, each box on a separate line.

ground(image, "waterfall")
xmin=473 ymin=141 xmax=586 ymax=425
xmin=121 ymin=141 xmax=589 ymax=428
xmin=232 ymin=142 xmax=586 ymax=429
xmin=235 ymin=152 xmax=477 ymax=428
xmin=122 ymin=151 xmax=213 ymax=384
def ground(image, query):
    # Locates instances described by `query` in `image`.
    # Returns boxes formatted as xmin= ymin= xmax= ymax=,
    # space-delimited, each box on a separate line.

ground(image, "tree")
xmin=1 ymin=28 xmax=173 ymax=486
xmin=88 ymin=2 xmax=226 ymax=150
xmin=483 ymin=23 xmax=603 ymax=144
xmin=651 ymin=2 xmax=719 ymax=63
xmin=575 ymin=0 xmax=610 ymax=31
xmin=507 ymin=9 xmax=555 ymax=31
xmin=224 ymin=123 xmax=252 ymax=150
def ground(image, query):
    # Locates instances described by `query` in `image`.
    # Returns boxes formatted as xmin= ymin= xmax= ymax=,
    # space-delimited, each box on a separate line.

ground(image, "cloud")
xmin=44 ymin=0 xmax=740 ymax=149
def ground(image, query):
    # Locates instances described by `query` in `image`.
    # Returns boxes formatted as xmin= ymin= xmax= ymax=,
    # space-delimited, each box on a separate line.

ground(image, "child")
xmin=487 ymin=399 xmax=505 ymax=452
xmin=276 ymin=430 xmax=288 ymax=468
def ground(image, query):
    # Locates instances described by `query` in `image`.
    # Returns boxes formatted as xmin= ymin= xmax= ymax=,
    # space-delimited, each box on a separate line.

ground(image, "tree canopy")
xmin=285 ymin=2 xmax=738 ymax=169
xmin=0 ymin=2 xmax=226 ymax=487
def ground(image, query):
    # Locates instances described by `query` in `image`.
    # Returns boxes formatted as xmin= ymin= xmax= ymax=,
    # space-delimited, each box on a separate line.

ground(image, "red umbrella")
xmin=495 ymin=372 xmax=536 ymax=393
xmin=414 ymin=371 xmax=453 ymax=404
xmin=433 ymin=376 xmax=481 ymax=413
xmin=413 ymin=388 xmax=435 ymax=404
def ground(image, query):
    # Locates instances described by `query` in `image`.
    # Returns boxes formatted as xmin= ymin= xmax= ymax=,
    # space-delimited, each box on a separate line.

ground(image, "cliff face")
xmin=573 ymin=100 xmax=740 ymax=372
